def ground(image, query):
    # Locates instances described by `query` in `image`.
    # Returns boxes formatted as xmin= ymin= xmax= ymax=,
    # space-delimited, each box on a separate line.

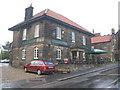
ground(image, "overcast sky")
xmin=0 ymin=0 xmax=119 ymax=45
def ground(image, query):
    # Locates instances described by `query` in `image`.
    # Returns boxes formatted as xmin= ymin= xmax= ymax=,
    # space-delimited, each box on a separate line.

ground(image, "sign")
xmin=22 ymin=39 xmax=36 ymax=45
xmin=52 ymin=40 xmax=68 ymax=46
xmin=64 ymin=58 xmax=68 ymax=63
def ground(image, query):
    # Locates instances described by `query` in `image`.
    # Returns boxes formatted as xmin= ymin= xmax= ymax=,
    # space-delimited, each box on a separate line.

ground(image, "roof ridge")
xmin=45 ymin=9 xmax=91 ymax=33
xmin=45 ymin=8 xmax=49 ymax=14
xmin=92 ymin=35 xmax=112 ymax=38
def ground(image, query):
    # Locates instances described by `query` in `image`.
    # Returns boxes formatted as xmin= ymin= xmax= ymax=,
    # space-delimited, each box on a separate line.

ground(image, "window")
xmin=22 ymin=29 xmax=27 ymax=40
xmin=34 ymin=47 xmax=39 ymax=59
xmin=56 ymin=49 xmax=61 ymax=59
xmin=34 ymin=61 xmax=43 ymax=65
xmin=30 ymin=61 xmax=36 ymax=65
xmin=44 ymin=62 xmax=54 ymax=65
xmin=22 ymin=49 xmax=26 ymax=60
xmin=83 ymin=36 xmax=86 ymax=45
xmin=56 ymin=27 xmax=61 ymax=39
xmin=34 ymin=24 xmax=39 ymax=38
xmin=72 ymin=32 xmax=75 ymax=42
xmin=83 ymin=52 xmax=86 ymax=60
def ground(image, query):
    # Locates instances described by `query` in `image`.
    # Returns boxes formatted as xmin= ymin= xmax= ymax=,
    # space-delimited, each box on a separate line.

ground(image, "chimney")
xmin=92 ymin=29 xmax=94 ymax=34
xmin=111 ymin=28 xmax=115 ymax=35
xmin=25 ymin=4 xmax=33 ymax=21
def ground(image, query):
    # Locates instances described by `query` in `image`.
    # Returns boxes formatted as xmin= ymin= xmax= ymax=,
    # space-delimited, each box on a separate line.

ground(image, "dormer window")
xmin=22 ymin=28 xmax=27 ymax=40
xmin=34 ymin=24 xmax=39 ymax=38
xmin=56 ymin=27 xmax=61 ymax=39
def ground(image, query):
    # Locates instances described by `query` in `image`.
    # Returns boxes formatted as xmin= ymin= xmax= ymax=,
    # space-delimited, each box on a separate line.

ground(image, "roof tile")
xmin=91 ymin=35 xmax=112 ymax=44
xmin=33 ymin=9 xmax=92 ymax=34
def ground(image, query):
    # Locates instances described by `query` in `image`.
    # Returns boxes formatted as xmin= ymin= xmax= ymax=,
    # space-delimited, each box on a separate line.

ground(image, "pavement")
xmin=57 ymin=63 xmax=119 ymax=81
xmin=1 ymin=62 xmax=119 ymax=88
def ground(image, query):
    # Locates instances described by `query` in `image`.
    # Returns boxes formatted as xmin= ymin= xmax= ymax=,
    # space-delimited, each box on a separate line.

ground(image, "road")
xmin=33 ymin=67 xmax=119 ymax=89
xmin=1 ymin=63 xmax=120 ymax=89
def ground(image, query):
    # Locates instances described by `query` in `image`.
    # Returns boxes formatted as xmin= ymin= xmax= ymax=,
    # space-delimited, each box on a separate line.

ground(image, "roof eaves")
xmin=45 ymin=15 xmax=94 ymax=36
xmin=8 ymin=15 xmax=46 ymax=31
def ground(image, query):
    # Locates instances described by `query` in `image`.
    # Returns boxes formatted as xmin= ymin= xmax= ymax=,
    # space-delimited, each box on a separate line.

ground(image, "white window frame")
xmin=56 ymin=48 xmax=61 ymax=59
xmin=34 ymin=24 xmax=39 ymax=38
xmin=56 ymin=27 xmax=61 ymax=39
xmin=34 ymin=47 xmax=39 ymax=59
xmin=22 ymin=49 xmax=26 ymax=60
xmin=22 ymin=28 xmax=27 ymax=40
xmin=72 ymin=32 xmax=75 ymax=42
xmin=83 ymin=36 xmax=86 ymax=45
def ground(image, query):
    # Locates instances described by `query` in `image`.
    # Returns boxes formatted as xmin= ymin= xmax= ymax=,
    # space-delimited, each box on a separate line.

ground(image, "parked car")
xmin=0 ymin=59 xmax=10 ymax=63
xmin=24 ymin=60 xmax=55 ymax=75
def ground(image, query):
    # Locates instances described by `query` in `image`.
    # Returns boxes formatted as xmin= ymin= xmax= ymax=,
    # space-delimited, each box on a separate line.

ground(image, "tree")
xmin=1 ymin=51 xmax=10 ymax=59
xmin=0 ymin=41 xmax=11 ymax=60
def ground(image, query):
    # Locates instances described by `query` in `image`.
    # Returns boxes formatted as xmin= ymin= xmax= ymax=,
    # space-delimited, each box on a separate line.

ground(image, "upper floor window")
xmin=56 ymin=27 xmax=61 ymax=39
xmin=34 ymin=24 xmax=39 ymax=38
xmin=22 ymin=28 xmax=27 ymax=40
xmin=34 ymin=47 xmax=39 ymax=59
xmin=22 ymin=49 xmax=26 ymax=60
xmin=72 ymin=32 xmax=75 ymax=42
xmin=83 ymin=36 xmax=86 ymax=45
xmin=56 ymin=48 xmax=61 ymax=59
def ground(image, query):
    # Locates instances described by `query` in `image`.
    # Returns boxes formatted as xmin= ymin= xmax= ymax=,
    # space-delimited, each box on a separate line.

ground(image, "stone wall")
xmin=11 ymin=19 xmax=93 ymax=68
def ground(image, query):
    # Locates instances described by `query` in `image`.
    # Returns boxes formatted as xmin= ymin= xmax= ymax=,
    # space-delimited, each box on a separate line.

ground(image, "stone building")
xmin=9 ymin=5 xmax=94 ymax=68
xmin=114 ymin=29 xmax=120 ymax=61
xmin=91 ymin=29 xmax=116 ymax=62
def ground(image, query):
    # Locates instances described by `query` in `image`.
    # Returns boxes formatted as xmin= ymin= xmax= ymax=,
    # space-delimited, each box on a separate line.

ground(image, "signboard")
xmin=52 ymin=40 xmax=68 ymax=46
xmin=64 ymin=58 xmax=68 ymax=63
xmin=22 ymin=39 xmax=36 ymax=45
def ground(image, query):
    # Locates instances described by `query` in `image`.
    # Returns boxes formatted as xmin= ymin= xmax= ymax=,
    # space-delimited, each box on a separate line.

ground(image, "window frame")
xmin=34 ymin=47 xmax=39 ymax=59
xmin=22 ymin=49 xmax=26 ymax=60
xmin=56 ymin=27 xmax=61 ymax=39
xmin=22 ymin=28 xmax=27 ymax=40
xmin=72 ymin=32 xmax=75 ymax=43
xmin=56 ymin=48 xmax=61 ymax=59
xmin=83 ymin=36 xmax=86 ymax=45
xmin=34 ymin=24 xmax=40 ymax=38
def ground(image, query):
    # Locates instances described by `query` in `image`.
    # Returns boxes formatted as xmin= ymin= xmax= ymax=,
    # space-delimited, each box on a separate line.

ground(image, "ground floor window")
xmin=34 ymin=47 xmax=39 ymax=59
xmin=56 ymin=49 xmax=61 ymax=59
xmin=83 ymin=52 xmax=86 ymax=61
xmin=22 ymin=49 xmax=26 ymax=60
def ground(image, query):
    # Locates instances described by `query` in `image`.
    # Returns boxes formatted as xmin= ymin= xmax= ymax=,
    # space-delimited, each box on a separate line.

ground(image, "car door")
xmin=28 ymin=61 xmax=36 ymax=72
xmin=34 ymin=61 xmax=43 ymax=72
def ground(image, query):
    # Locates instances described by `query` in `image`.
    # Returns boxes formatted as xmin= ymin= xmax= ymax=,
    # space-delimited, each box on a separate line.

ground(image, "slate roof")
xmin=91 ymin=35 xmax=112 ymax=44
xmin=33 ymin=9 xmax=91 ymax=33
xmin=9 ymin=8 xmax=94 ymax=36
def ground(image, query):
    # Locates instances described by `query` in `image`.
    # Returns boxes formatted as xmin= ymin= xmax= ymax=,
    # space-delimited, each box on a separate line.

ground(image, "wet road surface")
xmin=33 ymin=67 xmax=119 ymax=89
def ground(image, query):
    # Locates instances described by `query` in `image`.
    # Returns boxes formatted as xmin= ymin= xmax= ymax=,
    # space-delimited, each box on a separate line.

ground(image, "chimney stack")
xmin=25 ymin=4 xmax=33 ymax=21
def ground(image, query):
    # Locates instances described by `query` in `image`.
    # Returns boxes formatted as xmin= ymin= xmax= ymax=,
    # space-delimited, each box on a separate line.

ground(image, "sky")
xmin=0 ymin=0 xmax=119 ymax=45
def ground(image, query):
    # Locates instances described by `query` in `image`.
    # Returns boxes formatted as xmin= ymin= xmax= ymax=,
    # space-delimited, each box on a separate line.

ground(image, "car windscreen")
xmin=44 ymin=62 xmax=54 ymax=65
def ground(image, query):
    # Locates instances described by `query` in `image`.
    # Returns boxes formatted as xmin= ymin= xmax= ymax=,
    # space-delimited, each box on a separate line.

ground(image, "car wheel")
xmin=24 ymin=68 xmax=28 ymax=72
xmin=37 ymin=69 xmax=41 ymax=75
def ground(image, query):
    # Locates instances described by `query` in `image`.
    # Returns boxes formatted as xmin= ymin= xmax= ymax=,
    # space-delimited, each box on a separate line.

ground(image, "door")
xmin=72 ymin=51 xmax=77 ymax=60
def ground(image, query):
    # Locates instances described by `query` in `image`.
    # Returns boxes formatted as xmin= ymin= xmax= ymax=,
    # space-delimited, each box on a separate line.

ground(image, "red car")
xmin=24 ymin=60 xmax=55 ymax=75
